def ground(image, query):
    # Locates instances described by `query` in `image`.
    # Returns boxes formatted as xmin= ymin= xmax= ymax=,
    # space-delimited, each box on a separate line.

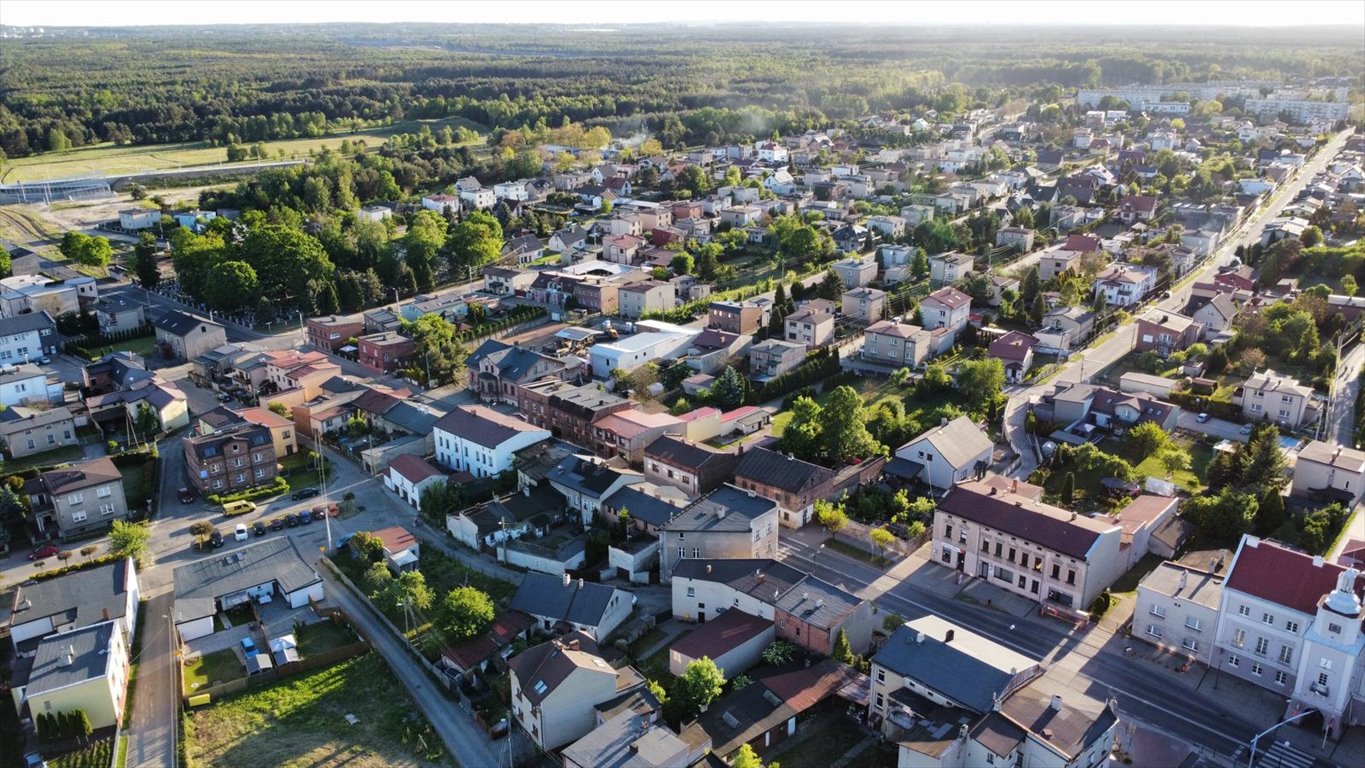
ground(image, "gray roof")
xmin=663 ymin=485 xmax=777 ymax=534
xmin=0 ymin=405 xmax=75 ymax=433
xmin=433 ymin=406 xmax=546 ymax=450
xmin=772 ymin=575 xmax=862 ymax=630
xmin=872 ymin=616 xmax=1039 ymax=714
xmin=0 ymin=363 xmax=45 ymax=385
xmin=602 ymin=485 xmax=682 ymax=528
xmin=0 ymin=310 xmax=55 ymax=336
xmin=549 ymin=455 xmax=635 ymax=498
xmin=9 ymin=559 xmax=134 ymax=635
xmin=734 ymin=448 xmax=833 ymax=495
xmin=25 ymin=620 xmax=118 ymax=696
xmin=508 ymin=572 xmax=623 ymax=628
xmin=173 ymin=538 xmax=320 ymax=603
xmin=561 ymin=712 xmax=696 ymax=768
xmin=382 ymin=401 xmax=442 ymax=434
xmin=154 ymin=310 xmax=223 ymax=337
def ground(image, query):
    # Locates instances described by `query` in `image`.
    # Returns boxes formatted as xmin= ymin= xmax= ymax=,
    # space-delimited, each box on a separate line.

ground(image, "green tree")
xmin=761 ymin=640 xmax=797 ymax=665
xmin=379 ymin=570 xmax=436 ymax=615
xmin=204 ymin=260 xmax=260 ymax=312
xmin=831 ymin=629 xmax=853 ymax=663
xmin=108 ymin=520 xmax=150 ymax=563
xmin=670 ymin=252 xmax=694 ymax=275
xmin=956 ymin=358 xmax=1005 ymax=418
xmin=404 ymin=314 xmax=467 ymax=386
xmin=1128 ymin=422 xmax=1170 ymax=458
xmin=59 ymin=231 xmax=113 ymax=267
xmin=677 ymin=657 xmax=726 ymax=718
xmin=437 ymin=586 xmax=495 ymax=643
xmin=1255 ymin=490 xmax=1286 ymax=536
xmin=822 ymin=385 xmax=884 ymax=462
xmin=1060 ymin=472 xmax=1076 ymax=505
xmin=1342 ymin=275 xmax=1358 ymax=297
xmin=709 ymin=366 xmax=747 ymax=410
xmin=1300 ymin=225 xmax=1324 ymax=247
xmin=814 ymin=499 xmax=847 ymax=533
xmin=870 ymin=526 xmax=896 ymax=557
xmin=911 ymin=248 xmax=930 ymax=281
xmin=419 ymin=480 xmax=465 ymax=527
xmin=232 ymin=225 xmax=335 ymax=306
xmin=732 ymin=743 xmax=763 ymax=768
xmin=1158 ymin=445 xmax=1192 ymax=479
xmin=363 ymin=560 xmax=394 ymax=593
xmin=1183 ymin=489 xmax=1257 ymax=544
xmin=779 ymin=395 xmax=824 ymax=462
xmin=350 ymin=531 xmax=386 ymax=562
xmin=447 ymin=210 xmax=504 ymax=279
xmin=132 ymin=232 xmax=161 ymax=290
xmin=1242 ymin=427 xmax=1289 ymax=493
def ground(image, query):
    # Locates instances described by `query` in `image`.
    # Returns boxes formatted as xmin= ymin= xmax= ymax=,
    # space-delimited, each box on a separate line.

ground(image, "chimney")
xmin=566 ymin=638 xmax=580 ymax=651
xmin=64 ymin=644 xmax=76 ymax=666
xmin=1313 ymin=555 xmax=1325 ymax=568
xmin=945 ymin=629 xmax=955 ymax=643
xmin=563 ymin=573 xmax=571 ymax=587
xmin=1049 ymin=694 xmax=1063 ymax=712
xmin=1010 ymin=479 xmax=1018 ymax=493
xmin=102 ymin=607 xmax=110 ymax=621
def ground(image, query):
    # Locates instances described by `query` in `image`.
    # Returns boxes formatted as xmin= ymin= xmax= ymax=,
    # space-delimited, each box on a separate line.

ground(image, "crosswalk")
xmin=1232 ymin=739 xmax=1320 ymax=768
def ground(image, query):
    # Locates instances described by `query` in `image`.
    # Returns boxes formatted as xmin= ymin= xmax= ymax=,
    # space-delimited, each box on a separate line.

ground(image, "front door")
xmin=956 ymin=551 xmax=965 ymax=572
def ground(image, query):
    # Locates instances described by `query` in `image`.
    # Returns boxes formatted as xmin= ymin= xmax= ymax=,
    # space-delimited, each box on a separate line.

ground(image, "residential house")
xmin=153 ymin=311 xmax=226 ymax=362
xmin=517 ymin=381 xmax=632 ymax=451
xmin=1184 ymin=293 xmax=1239 ymax=338
xmin=1037 ymin=248 xmax=1084 ymax=282
xmin=0 ymin=311 xmax=58 ymax=363
xmin=547 ymin=453 xmax=643 ymax=525
xmin=1134 ymin=560 xmax=1225 ymax=665
xmin=588 ymin=322 xmax=700 ymax=379
xmin=433 ymin=406 xmax=551 ymax=478
xmin=1046 ymin=382 xmax=1181 ymax=433
xmin=561 ymin=711 xmax=708 ymax=768
xmin=0 ymin=406 xmax=77 ymax=460
xmin=669 ymin=609 xmax=774 ymax=677
xmin=929 ymin=252 xmax=974 ymax=287
xmin=988 ymin=275 xmax=1020 ymax=309
xmin=933 ymin=479 xmax=1125 ymax=608
xmin=7 ymin=558 xmax=139 ymax=651
xmin=1092 ymin=264 xmax=1157 ymax=308
xmin=384 ymin=454 xmax=446 ymax=510
xmin=509 ymin=634 xmax=637 ymax=750
xmin=862 ymin=319 xmax=933 ymax=368
xmin=996 ymin=227 xmax=1035 ymax=252
xmin=642 ymin=436 xmax=739 ymax=498
xmin=592 ymin=409 xmax=685 ymax=466
xmin=264 ymin=349 xmax=340 ymax=400
xmin=439 ymin=610 xmax=534 ymax=683
xmin=748 ymin=340 xmax=805 ymax=383
xmin=509 ymin=573 xmax=635 ymax=643
xmin=171 ymin=538 xmax=323 ymax=642
xmin=1214 ymin=265 xmax=1259 ymax=294
xmin=709 ymin=300 xmax=770 ymax=335
xmin=1235 ymin=370 xmax=1312 ymax=428
xmin=617 ymin=280 xmax=675 ymax=320
xmin=842 ymin=287 xmax=886 ymax=325
xmin=0 ymin=275 xmax=95 ymax=319
xmin=466 ymin=339 xmax=573 ymax=406
xmin=182 ymin=422 xmax=277 ymax=495
xmin=866 ymin=215 xmax=908 ymax=239
xmin=831 ymin=258 xmax=877 ymax=289
xmin=602 ymin=234 xmax=645 ymax=265
xmin=988 ymin=331 xmax=1037 ymax=384
xmin=870 ymin=616 xmax=1119 ymax=768
xmin=733 ymin=447 xmax=835 ymax=529
xmin=783 ymin=302 xmax=836 ymax=349
xmin=13 ymin=621 xmax=129 ymax=731
xmin=305 ymin=315 xmax=363 ymax=352
xmin=670 ymin=559 xmax=875 ymax=656
xmin=659 ymin=485 xmax=779 ymax=580
xmin=1035 ymin=306 xmax=1097 ymax=354
xmin=25 ymin=457 xmax=128 ymax=540
xmin=1134 ymin=310 xmax=1203 ymax=357
xmin=1291 ymin=440 xmax=1365 ymax=507
xmin=368 ymin=526 xmax=420 ymax=574
xmin=1118 ymin=195 xmax=1159 ymax=222
xmin=698 ymin=658 xmax=863 ymax=761
xmin=420 ymin=194 xmax=461 ymax=214
xmin=484 ymin=266 xmax=537 ymax=297
xmin=919 ymin=288 xmax=971 ymax=335
xmin=893 ymin=416 xmax=993 ymax=490
xmin=0 ymin=364 xmax=57 ymax=407
xmin=238 ymin=406 xmax=297 ymax=457
xmin=356 ymin=332 xmax=415 ymax=374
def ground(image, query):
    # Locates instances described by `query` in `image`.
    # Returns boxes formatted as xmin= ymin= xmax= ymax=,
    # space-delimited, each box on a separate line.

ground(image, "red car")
xmin=29 ymin=544 xmax=59 ymax=560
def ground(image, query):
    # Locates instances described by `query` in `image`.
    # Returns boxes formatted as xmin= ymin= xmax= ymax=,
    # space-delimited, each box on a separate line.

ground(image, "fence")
xmin=830 ymin=518 xmax=915 ymax=559
xmin=182 ymin=616 xmax=370 ymax=705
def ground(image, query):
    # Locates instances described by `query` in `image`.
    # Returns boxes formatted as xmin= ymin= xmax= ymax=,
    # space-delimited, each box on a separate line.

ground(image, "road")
xmin=776 ymin=534 xmax=1268 ymax=760
xmin=1003 ymin=128 xmax=1355 ymax=476
xmin=124 ymin=592 xmax=176 ymax=768
xmin=1327 ymin=340 xmax=1364 ymax=446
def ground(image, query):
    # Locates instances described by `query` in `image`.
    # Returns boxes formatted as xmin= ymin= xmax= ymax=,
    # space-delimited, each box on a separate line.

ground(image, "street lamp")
xmin=1247 ymin=707 xmax=1314 ymax=768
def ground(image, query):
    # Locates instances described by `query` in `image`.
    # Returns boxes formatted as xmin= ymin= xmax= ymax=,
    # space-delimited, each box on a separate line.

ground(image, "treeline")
xmin=3 ymin=25 xmax=1358 ymax=160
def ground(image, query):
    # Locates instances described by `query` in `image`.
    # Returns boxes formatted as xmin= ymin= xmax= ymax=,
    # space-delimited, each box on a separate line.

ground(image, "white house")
xmin=0 ymin=364 xmax=59 ymax=407
xmin=494 ymin=181 xmax=530 ymax=202
xmin=1092 ymin=264 xmax=1157 ymax=308
xmin=7 ymin=558 xmax=140 ymax=651
xmin=118 ymin=209 xmax=159 ymax=230
xmin=894 ymin=416 xmax=993 ymax=490
xmin=172 ymin=538 xmax=324 ymax=642
xmin=0 ymin=312 xmax=58 ymax=363
xmin=509 ymin=573 xmax=635 ymax=643
xmin=588 ymin=323 xmax=700 ymax=379
xmin=384 ymin=454 xmax=447 ymax=510
xmin=433 ymin=406 xmax=551 ymax=478
xmin=918 ymin=287 xmax=971 ymax=335
xmin=420 ymin=194 xmax=461 ymax=215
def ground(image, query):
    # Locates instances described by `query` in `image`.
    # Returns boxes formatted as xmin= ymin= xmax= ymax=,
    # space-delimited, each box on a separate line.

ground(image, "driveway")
xmin=1175 ymin=411 xmax=1249 ymax=443
xmin=125 ymin=590 xmax=176 ymax=768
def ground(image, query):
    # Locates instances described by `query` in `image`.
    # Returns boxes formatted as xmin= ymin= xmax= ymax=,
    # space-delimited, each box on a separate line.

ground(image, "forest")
xmin=0 ymin=23 xmax=1360 ymax=159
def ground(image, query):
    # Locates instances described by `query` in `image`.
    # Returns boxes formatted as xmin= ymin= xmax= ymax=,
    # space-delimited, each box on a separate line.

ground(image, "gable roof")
xmin=670 ymin=609 xmax=773 ymax=662
xmin=508 ymin=636 xmax=615 ymax=707
xmin=433 ymin=405 xmax=547 ymax=450
xmin=1224 ymin=536 xmax=1358 ymax=615
xmin=9 ymin=558 xmax=134 ymax=634
xmin=154 ymin=310 xmax=223 ymax=337
xmin=173 ymin=538 xmax=320 ymax=607
xmin=988 ymin=331 xmax=1037 ymax=363
xmin=873 ymin=616 xmax=1039 ymax=714
xmin=509 ymin=572 xmax=624 ymax=628
xmin=389 ymin=454 xmax=444 ymax=485
xmin=35 ymin=456 xmax=122 ymax=495
xmin=924 ymin=287 xmax=972 ymax=310
xmin=0 ymin=310 xmax=55 ymax=337
xmin=602 ymin=485 xmax=683 ymax=528
xmin=734 ymin=447 xmax=833 ymax=495
xmin=937 ymin=481 xmax=1116 ymax=560
xmin=644 ymin=435 xmax=728 ymax=471
xmin=25 ymin=620 xmax=119 ymax=696
xmin=697 ymin=658 xmax=859 ymax=757
xmin=903 ymin=416 xmax=993 ymax=470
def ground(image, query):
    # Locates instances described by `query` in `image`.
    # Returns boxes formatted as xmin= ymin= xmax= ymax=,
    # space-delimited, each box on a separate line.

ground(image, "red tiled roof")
xmin=924 ymin=287 xmax=971 ymax=309
xmin=677 ymin=407 xmax=720 ymax=423
xmin=670 ymin=609 xmax=773 ymax=661
xmin=388 ymin=454 xmax=443 ymax=484
xmin=372 ymin=526 xmax=417 ymax=555
xmin=761 ymin=658 xmax=863 ymax=712
xmin=1225 ymin=538 xmax=1356 ymax=615
xmin=988 ymin=331 xmax=1037 ymax=363
xmin=1338 ymin=540 xmax=1365 ymax=569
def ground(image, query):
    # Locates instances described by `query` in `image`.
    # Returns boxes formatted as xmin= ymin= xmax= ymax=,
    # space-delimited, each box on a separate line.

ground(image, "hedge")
xmin=205 ymin=475 xmax=288 ymax=505
xmin=749 ymin=351 xmax=846 ymax=403
xmin=456 ymin=305 xmax=546 ymax=343
xmin=34 ymin=553 xmax=123 ymax=581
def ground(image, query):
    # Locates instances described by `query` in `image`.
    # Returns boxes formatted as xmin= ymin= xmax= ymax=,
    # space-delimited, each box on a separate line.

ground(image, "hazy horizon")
xmin=3 ymin=0 xmax=1363 ymax=29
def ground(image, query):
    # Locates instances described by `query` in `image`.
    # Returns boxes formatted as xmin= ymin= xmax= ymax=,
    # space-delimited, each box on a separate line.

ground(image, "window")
xmin=99 ymin=503 xmax=115 ymax=516
xmin=1262 ymin=613 xmax=1275 ymax=626
xmin=945 ymin=524 xmax=953 ymax=539
xmin=96 ymin=486 xmax=111 ymax=498
xmin=68 ymin=493 xmax=83 ymax=505
xmin=874 ymin=693 xmax=884 ymax=711
xmin=1149 ymin=605 xmax=1167 ymax=618
xmin=1238 ymin=605 xmax=1250 ymax=617
xmin=1254 ymin=638 xmax=1269 ymax=656
xmin=1066 ymin=569 xmax=1076 ymax=586
xmin=1328 ymin=623 xmax=1343 ymax=634
xmin=876 ymin=669 xmax=885 ymax=683
xmin=1284 ymin=621 xmax=1299 ymax=634
xmin=1251 ymin=663 xmax=1264 ymax=677
xmin=1228 ymin=655 xmax=1240 ymax=668
xmin=994 ymin=542 xmax=1002 ymax=557
xmin=980 ymin=538 xmax=989 ymax=552
xmin=1274 ymin=671 xmax=1288 ymax=686
xmin=678 ymin=547 xmax=686 ymax=559
xmin=1185 ymin=617 xmax=1202 ymax=631
xmin=1146 ymin=625 xmax=1164 ymax=639
xmin=941 ymin=549 xmax=952 ymax=564
xmin=1051 ymin=563 xmax=1061 ymax=579
xmin=692 ymin=548 xmax=700 ymax=558
xmin=1182 ymin=638 xmax=1199 ymax=652
xmin=1232 ymin=629 xmax=1245 ymax=648
xmin=1278 ymin=647 xmax=1293 ymax=665
xmin=686 ymin=587 xmax=695 ymax=598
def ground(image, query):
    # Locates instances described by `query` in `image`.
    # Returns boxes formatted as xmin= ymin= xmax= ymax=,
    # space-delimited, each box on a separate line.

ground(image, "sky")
xmin=2 ymin=0 xmax=1362 ymax=28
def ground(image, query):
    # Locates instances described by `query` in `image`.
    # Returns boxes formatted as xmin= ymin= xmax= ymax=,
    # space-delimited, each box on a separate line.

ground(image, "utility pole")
xmin=316 ymin=432 xmax=333 ymax=550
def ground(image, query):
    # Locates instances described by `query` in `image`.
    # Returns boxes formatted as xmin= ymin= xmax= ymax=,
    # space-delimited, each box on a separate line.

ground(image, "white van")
xmin=234 ymin=523 xmax=249 ymax=541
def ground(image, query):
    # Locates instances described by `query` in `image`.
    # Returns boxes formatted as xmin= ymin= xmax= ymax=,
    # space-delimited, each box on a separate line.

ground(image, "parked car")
xmin=241 ymin=636 xmax=256 ymax=654
xmin=209 ymin=530 xmax=225 ymax=548
xmin=215 ymin=392 xmax=232 ymax=402
xmin=1196 ymin=412 xmax=1210 ymax=423
xmin=285 ymin=513 xmax=301 ymax=528
xmin=269 ymin=518 xmax=286 ymax=531
xmin=312 ymin=503 xmax=340 ymax=519
xmin=1240 ymin=423 xmax=1254 ymax=435
xmin=291 ymin=487 xmax=320 ymax=501
xmin=24 ymin=752 xmax=48 ymax=768
xmin=28 ymin=544 xmax=60 ymax=561
xmin=234 ymin=523 xmax=249 ymax=541
xmin=299 ymin=509 xmax=313 ymax=525
xmin=178 ymin=487 xmax=196 ymax=504
xmin=252 ymin=521 xmax=267 ymax=536
xmin=222 ymin=500 xmax=257 ymax=517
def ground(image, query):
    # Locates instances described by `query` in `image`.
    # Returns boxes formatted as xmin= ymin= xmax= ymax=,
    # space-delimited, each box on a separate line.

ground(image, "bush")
xmin=204 ymin=476 xmax=288 ymax=505
xmin=34 ymin=554 xmax=123 ymax=581
xmin=1089 ymin=589 xmax=1114 ymax=620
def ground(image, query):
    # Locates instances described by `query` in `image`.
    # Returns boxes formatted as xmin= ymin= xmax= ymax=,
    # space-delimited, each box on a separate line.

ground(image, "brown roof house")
xmin=988 ymin=331 xmax=1037 ymax=384
xmin=183 ymin=422 xmax=277 ymax=495
xmin=25 ymin=456 xmax=128 ymax=540
xmin=509 ymin=633 xmax=645 ymax=750
xmin=153 ymin=310 xmax=226 ymax=362
xmin=642 ymin=436 xmax=739 ymax=498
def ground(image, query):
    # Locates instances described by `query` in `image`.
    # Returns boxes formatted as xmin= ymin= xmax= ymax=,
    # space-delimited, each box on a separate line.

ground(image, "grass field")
xmin=182 ymin=649 xmax=243 ymax=695
xmin=1 ymin=117 xmax=483 ymax=183
xmin=49 ymin=736 xmax=115 ymax=768
xmin=295 ymin=619 xmax=359 ymax=656
xmin=186 ymin=654 xmax=451 ymax=768
xmin=1 ymin=443 xmax=84 ymax=473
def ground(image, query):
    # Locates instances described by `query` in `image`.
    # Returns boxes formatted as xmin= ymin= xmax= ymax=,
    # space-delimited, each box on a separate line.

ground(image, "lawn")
xmin=420 ymin=549 xmax=518 ymax=604
xmin=1102 ymin=436 xmax=1213 ymax=493
xmin=119 ymin=461 xmax=147 ymax=509
xmin=1 ymin=117 xmax=484 ymax=183
xmin=182 ymin=648 xmax=244 ymax=695
xmin=279 ymin=452 xmax=331 ymax=491
xmin=772 ymin=377 xmax=913 ymax=437
xmin=823 ymin=538 xmax=894 ymax=568
xmin=1109 ymin=553 xmax=1166 ymax=594
xmin=186 ymin=654 xmax=451 ymax=768
xmin=1 ymin=443 xmax=85 ymax=473
xmin=48 ymin=736 xmax=114 ymax=768
xmin=296 ymin=619 xmax=359 ymax=656
xmin=82 ymin=334 xmax=158 ymax=360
